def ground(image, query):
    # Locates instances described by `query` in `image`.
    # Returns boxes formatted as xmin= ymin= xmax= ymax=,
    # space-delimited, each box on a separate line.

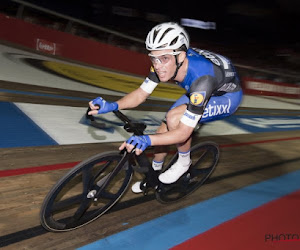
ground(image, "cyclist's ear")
xmin=178 ymin=51 xmax=186 ymax=62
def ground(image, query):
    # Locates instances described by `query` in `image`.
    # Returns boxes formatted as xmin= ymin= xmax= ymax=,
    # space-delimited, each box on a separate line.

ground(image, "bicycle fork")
xmin=86 ymin=150 xmax=160 ymax=200
xmin=87 ymin=151 xmax=132 ymax=201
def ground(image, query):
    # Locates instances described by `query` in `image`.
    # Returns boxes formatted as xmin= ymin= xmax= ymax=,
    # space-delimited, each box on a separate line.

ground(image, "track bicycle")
xmin=40 ymin=108 xmax=220 ymax=232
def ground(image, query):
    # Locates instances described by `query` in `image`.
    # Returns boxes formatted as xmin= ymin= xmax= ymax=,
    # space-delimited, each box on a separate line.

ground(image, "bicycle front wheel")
xmin=40 ymin=151 xmax=133 ymax=232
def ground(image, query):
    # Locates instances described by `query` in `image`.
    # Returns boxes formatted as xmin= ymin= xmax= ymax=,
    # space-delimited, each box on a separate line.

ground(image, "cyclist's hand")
xmin=119 ymin=135 xmax=151 ymax=155
xmin=88 ymin=97 xmax=118 ymax=115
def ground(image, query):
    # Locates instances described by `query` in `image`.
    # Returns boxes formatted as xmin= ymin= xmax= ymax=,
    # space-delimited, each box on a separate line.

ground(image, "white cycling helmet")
xmin=145 ymin=22 xmax=189 ymax=51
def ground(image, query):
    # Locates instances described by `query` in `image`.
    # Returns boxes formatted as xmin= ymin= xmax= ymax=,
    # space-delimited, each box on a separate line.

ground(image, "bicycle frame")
xmin=113 ymin=110 xmax=160 ymax=191
xmin=87 ymin=109 xmax=160 ymax=193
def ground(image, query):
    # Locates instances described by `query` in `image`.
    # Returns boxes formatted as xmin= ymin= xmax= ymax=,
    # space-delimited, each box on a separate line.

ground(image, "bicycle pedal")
xmin=141 ymin=180 xmax=154 ymax=195
xmin=182 ymin=172 xmax=191 ymax=181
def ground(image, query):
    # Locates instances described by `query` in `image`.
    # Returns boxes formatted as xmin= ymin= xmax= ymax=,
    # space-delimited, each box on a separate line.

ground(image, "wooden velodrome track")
xmin=1 ymin=80 xmax=300 ymax=249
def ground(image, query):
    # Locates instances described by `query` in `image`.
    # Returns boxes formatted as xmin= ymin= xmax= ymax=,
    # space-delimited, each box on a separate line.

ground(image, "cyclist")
xmin=88 ymin=22 xmax=243 ymax=192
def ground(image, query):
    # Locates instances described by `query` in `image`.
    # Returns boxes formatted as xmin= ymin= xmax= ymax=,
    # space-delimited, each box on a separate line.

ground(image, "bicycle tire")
xmin=155 ymin=141 xmax=219 ymax=203
xmin=40 ymin=151 xmax=133 ymax=232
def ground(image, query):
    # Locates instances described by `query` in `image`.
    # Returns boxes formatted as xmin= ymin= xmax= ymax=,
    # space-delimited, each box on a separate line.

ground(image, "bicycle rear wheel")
xmin=156 ymin=141 xmax=219 ymax=203
xmin=40 ymin=151 xmax=133 ymax=232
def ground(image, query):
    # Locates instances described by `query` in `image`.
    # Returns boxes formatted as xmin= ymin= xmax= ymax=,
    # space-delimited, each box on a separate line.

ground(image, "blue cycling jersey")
xmin=179 ymin=48 xmax=215 ymax=91
xmin=178 ymin=48 xmax=241 ymax=94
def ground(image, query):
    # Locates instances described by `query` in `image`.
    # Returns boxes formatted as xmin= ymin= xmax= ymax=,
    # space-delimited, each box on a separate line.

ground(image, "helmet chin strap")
xmin=171 ymin=51 xmax=184 ymax=80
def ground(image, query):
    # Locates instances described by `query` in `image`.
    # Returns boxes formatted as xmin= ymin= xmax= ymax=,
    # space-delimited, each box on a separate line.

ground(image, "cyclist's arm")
xmin=119 ymin=120 xmax=194 ymax=155
xmin=116 ymin=67 xmax=159 ymax=109
xmin=90 ymin=68 xmax=159 ymax=114
xmin=116 ymin=87 xmax=150 ymax=110
xmin=88 ymin=79 xmax=154 ymax=115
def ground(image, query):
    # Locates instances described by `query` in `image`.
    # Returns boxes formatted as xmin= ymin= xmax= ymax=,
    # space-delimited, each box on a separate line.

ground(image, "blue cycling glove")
xmin=92 ymin=97 xmax=118 ymax=114
xmin=126 ymin=135 xmax=151 ymax=151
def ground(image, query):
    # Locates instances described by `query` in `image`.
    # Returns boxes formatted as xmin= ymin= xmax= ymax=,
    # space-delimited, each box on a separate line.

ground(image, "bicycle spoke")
xmin=192 ymin=167 xmax=211 ymax=175
xmin=72 ymin=198 xmax=92 ymax=221
xmin=194 ymin=149 xmax=209 ymax=164
xmin=195 ymin=150 xmax=207 ymax=160
xmin=99 ymin=190 xmax=119 ymax=200
xmin=70 ymin=168 xmax=101 ymax=220
xmin=96 ymin=173 xmax=111 ymax=187
xmin=93 ymin=160 xmax=112 ymax=180
xmin=52 ymin=194 xmax=84 ymax=212
xmin=193 ymin=148 xmax=216 ymax=169
xmin=82 ymin=167 xmax=93 ymax=194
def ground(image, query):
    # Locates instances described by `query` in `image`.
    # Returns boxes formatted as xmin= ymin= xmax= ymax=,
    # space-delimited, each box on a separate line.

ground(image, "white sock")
xmin=177 ymin=150 xmax=191 ymax=166
xmin=152 ymin=160 xmax=163 ymax=171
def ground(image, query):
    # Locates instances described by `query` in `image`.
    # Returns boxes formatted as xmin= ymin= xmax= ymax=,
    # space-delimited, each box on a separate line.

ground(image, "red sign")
xmin=36 ymin=38 xmax=56 ymax=55
xmin=242 ymin=77 xmax=300 ymax=98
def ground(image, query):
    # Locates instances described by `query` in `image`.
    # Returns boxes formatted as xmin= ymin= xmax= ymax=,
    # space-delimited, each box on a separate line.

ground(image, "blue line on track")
xmin=78 ymin=170 xmax=300 ymax=250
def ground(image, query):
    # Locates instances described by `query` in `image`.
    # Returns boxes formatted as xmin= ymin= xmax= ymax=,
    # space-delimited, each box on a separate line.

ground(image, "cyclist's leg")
xmin=163 ymin=91 xmax=244 ymax=155
xmin=165 ymin=103 xmax=192 ymax=157
xmin=158 ymin=96 xmax=193 ymax=184
xmin=152 ymin=122 xmax=168 ymax=165
xmin=153 ymin=94 xmax=190 ymax=165
xmin=132 ymin=96 xmax=190 ymax=192
xmin=158 ymin=90 xmax=243 ymax=184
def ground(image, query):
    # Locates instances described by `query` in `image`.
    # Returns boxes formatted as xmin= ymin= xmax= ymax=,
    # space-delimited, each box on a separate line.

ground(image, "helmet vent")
xmin=157 ymin=43 xmax=168 ymax=49
xmin=181 ymin=32 xmax=188 ymax=42
xmin=170 ymin=37 xmax=178 ymax=46
xmin=159 ymin=28 xmax=174 ymax=43
xmin=153 ymin=29 xmax=160 ymax=43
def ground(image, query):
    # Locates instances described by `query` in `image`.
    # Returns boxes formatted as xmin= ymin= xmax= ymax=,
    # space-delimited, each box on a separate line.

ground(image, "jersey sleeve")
xmin=140 ymin=66 xmax=160 ymax=94
xmin=180 ymin=75 xmax=218 ymax=128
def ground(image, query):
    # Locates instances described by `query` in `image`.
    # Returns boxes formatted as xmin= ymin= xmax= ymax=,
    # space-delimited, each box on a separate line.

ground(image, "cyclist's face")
xmin=149 ymin=49 xmax=178 ymax=82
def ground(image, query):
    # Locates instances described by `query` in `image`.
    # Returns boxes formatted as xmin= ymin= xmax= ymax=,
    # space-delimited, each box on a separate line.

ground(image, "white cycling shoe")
xmin=131 ymin=181 xmax=146 ymax=193
xmin=131 ymin=162 xmax=191 ymax=192
xmin=132 ymin=165 xmax=162 ymax=194
xmin=158 ymin=161 xmax=192 ymax=184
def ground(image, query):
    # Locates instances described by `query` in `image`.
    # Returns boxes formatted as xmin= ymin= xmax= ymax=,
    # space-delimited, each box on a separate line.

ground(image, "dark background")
xmin=1 ymin=0 xmax=300 ymax=80
xmin=2 ymin=0 xmax=300 ymax=44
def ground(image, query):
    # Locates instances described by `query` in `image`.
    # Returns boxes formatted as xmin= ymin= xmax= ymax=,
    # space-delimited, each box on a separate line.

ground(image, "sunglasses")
xmin=148 ymin=51 xmax=181 ymax=64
